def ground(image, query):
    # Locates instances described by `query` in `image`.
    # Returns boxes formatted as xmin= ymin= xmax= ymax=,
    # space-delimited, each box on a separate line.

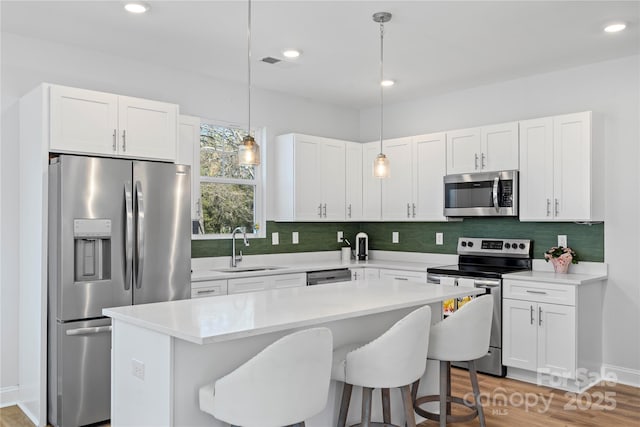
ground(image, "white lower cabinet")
xmin=378 ymin=269 xmax=427 ymax=283
xmin=191 ymin=280 xmax=228 ymax=298
xmin=271 ymin=273 xmax=307 ymax=289
xmin=350 ymin=268 xmax=364 ymax=281
xmin=502 ymin=279 xmax=602 ymax=390
xmin=364 ymin=268 xmax=380 ymax=280
xmin=228 ymin=273 xmax=306 ymax=295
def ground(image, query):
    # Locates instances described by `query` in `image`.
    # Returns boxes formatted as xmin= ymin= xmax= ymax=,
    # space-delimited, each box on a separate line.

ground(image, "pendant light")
xmin=372 ymin=12 xmax=391 ymax=178
xmin=238 ymin=0 xmax=261 ymax=166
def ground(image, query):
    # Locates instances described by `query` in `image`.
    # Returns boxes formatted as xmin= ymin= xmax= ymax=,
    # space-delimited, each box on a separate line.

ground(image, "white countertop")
xmin=503 ymin=270 xmax=607 ymax=285
xmin=191 ymin=258 xmax=443 ymax=282
xmin=103 ymin=279 xmax=483 ymax=345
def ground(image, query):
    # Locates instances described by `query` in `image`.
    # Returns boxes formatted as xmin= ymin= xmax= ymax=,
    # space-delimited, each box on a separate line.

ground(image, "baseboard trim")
xmin=602 ymin=364 xmax=640 ymax=388
xmin=17 ymin=401 xmax=40 ymax=426
xmin=0 ymin=386 xmax=19 ymax=408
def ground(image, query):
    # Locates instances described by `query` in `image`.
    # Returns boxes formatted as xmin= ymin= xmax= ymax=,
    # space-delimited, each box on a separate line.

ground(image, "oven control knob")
xmin=519 ymin=243 xmax=526 ymax=250
xmin=467 ymin=241 xmax=474 ymax=247
xmin=505 ymin=243 xmax=511 ymax=249
xmin=461 ymin=241 xmax=467 ymax=247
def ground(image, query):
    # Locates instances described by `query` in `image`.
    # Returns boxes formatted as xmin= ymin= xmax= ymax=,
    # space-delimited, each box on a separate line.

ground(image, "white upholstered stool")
xmin=332 ymin=305 xmax=432 ymax=427
xmin=199 ymin=327 xmax=333 ymax=427
xmin=412 ymin=295 xmax=493 ymax=427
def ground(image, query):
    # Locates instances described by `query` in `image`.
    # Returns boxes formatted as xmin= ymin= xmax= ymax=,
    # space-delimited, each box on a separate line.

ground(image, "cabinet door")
xmin=413 ymin=133 xmax=446 ymax=221
xmin=178 ymin=115 xmax=201 ymax=222
xmin=364 ymin=268 xmax=380 ymax=280
xmin=191 ymin=280 xmax=228 ymax=298
xmin=519 ymin=118 xmax=554 ymax=221
xmin=320 ymin=139 xmax=346 ymax=221
xmin=350 ymin=268 xmax=364 ymax=281
xmin=362 ymin=142 xmax=382 ymax=220
xmin=481 ymin=122 xmax=519 ymax=172
xmin=446 ymin=127 xmax=481 ymax=174
xmin=537 ymin=303 xmax=576 ymax=379
xmin=227 ymin=277 xmax=269 ymax=294
xmin=553 ymin=112 xmax=592 ymax=221
xmin=293 ymin=137 xmax=323 ymax=220
xmin=118 ymin=96 xmax=177 ymax=161
xmin=381 ymin=137 xmax=413 ymax=220
xmin=502 ymin=299 xmax=538 ymax=371
xmin=271 ymin=273 xmax=306 ymax=289
xmin=50 ymin=85 xmax=118 ymax=156
xmin=345 ymin=142 xmax=363 ymax=221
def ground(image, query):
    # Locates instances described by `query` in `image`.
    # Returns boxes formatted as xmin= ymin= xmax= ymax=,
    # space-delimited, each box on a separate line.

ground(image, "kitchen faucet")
xmin=231 ymin=227 xmax=250 ymax=267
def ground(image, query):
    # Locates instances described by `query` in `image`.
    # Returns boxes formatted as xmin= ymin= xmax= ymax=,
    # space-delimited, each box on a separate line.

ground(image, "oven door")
xmin=443 ymin=170 xmax=518 ymax=217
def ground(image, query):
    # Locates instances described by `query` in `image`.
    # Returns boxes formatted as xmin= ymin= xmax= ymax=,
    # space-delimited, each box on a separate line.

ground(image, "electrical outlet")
xmin=392 ymin=231 xmax=399 ymax=244
xmin=272 ymin=232 xmax=279 ymax=245
xmin=292 ymin=232 xmax=299 ymax=244
xmin=436 ymin=232 xmax=444 ymax=245
xmin=337 ymin=231 xmax=344 ymax=242
xmin=558 ymin=235 xmax=568 ymax=247
xmin=132 ymin=359 xmax=145 ymax=380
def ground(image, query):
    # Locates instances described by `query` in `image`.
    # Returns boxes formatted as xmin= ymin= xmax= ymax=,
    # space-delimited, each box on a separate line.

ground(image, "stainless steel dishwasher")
xmin=306 ymin=268 xmax=352 ymax=285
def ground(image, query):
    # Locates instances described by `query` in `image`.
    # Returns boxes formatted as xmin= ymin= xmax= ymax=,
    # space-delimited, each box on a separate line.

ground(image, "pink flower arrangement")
xmin=544 ymin=246 xmax=579 ymax=273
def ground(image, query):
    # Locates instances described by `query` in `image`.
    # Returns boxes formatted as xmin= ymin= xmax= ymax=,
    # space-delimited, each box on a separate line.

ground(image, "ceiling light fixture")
xmin=282 ymin=49 xmax=301 ymax=59
xmin=381 ymin=79 xmax=395 ymax=87
xmin=238 ymin=0 xmax=261 ymax=166
xmin=124 ymin=2 xmax=149 ymax=14
xmin=373 ymin=12 xmax=392 ymax=179
xmin=604 ymin=22 xmax=627 ymax=33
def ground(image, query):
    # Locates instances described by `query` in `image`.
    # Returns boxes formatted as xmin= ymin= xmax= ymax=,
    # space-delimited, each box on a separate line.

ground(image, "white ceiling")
xmin=2 ymin=1 xmax=638 ymax=109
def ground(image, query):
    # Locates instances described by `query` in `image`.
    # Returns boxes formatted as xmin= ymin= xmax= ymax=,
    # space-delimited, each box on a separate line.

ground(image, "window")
xmin=194 ymin=123 xmax=264 ymax=238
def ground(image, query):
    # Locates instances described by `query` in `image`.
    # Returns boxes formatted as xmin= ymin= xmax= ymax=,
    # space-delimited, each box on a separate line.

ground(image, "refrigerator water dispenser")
xmin=73 ymin=219 xmax=111 ymax=282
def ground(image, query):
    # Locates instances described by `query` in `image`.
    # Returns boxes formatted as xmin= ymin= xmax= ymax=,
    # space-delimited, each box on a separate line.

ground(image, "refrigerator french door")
xmin=48 ymin=155 xmax=190 ymax=427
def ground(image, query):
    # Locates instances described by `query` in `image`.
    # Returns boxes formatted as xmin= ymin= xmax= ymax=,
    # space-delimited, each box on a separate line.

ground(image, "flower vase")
xmin=550 ymin=253 xmax=572 ymax=273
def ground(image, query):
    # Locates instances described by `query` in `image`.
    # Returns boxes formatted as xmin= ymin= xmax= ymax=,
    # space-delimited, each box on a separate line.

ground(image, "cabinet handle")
xmin=197 ymin=289 xmax=219 ymax=295
xmin=530 ymin=305 xmax=534 ymax=325
xmin=481 ymin=153 xmax=486 ymax=169
xmin=412 ymin=203 xmax=416 ymax=218
xmin=555 ymin=198 xmax=559 ymax=217
xmin=348 ymin=204 xmax=352 ymax=218
xmin=526 ymin=290 xmax=547 ymax=295
xmin=538 ymin=306 xmax=543 ymax=326
xmin=474 ymin=153 xmax=479 ymax=170
xmin=323 ymin=203 xmax=327 ymax=218
xmin=112 ymin=129 xmax=117 ymax=151
xmin=122 ymin=130 xmax=127 ymax=152
xmin=395 ymin=277 xmax=409 ymax=281
xmin=546 ymin=199 xmax=551 ymax=217
xmin=318 ymin=203 xmax=322 ymax=217
xmin=407 ymin=203 xmax=411 ymax=218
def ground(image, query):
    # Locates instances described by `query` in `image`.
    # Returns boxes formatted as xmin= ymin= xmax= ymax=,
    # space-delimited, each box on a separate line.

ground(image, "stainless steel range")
xmin=427 ymin=237 xmax=533 ymax=377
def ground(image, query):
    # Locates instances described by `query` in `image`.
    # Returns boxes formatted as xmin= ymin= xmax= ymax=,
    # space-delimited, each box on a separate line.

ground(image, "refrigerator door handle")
xmin=65 ymin=326 xmax=112 ymax=336
xmin=124 ymin=182 xmax=133 ymax=291
xmin=135 ymin=181 xmax=145 ymax=289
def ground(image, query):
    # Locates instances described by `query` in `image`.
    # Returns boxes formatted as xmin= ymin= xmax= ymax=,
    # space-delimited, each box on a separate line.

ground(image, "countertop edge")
xmin=502 ymin=271 xmax=608 ymax=285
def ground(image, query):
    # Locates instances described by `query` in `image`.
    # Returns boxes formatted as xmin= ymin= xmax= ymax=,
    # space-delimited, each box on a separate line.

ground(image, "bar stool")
xmin=332 ymin=305 xmax=432 ymax=427
xmin=199 ymin=327 xmax=333 ymax=427
xmin=412 ymin=295 xmax=493 ymax=427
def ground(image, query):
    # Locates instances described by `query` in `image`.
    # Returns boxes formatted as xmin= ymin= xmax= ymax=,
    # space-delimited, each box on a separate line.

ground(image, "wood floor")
xmin=2 ymin=368 xmax=638 ymax=427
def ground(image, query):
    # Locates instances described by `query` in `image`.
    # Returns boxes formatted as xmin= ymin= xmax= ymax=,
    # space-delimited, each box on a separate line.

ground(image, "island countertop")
xmin=103 ymin=279 xmax=483 ymax=345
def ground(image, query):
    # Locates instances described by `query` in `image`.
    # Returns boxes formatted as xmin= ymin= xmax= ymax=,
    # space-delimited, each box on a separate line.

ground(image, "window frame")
xmin=191 ymin=121 xmax=266 ymax=240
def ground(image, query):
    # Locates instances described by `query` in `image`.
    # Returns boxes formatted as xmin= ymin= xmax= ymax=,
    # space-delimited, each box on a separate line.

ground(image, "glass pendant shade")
xmin=373 ymin=153 xmax=390 ymax=178
xmin=238 ymin=135 xmax=260 ymax=166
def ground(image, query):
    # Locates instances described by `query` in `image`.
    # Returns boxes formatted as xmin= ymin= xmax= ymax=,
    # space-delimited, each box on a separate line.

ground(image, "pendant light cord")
xmin=379 ymin=21 xmax=384 ymax=154
xmin=247 ymin=0 xmax=252 ymax=137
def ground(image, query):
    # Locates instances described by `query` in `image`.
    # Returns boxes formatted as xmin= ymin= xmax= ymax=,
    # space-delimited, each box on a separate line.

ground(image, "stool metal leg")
xmin=362 ymin=387 xmax=373 ymax=427
xmin=337 ymin=383 xmax=353 ymax=427
xmin=468 ymin=360 xmax=486 ymax=427
xmin=382 ymin=388 xmax=391 ymax=424
xmin=401 ymin=385 xmax=417 ymax=427
xmin=439 ymin=360 xmax=448 ymax=427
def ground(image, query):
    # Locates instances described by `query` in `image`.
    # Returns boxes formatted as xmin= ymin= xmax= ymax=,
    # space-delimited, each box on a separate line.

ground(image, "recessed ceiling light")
xmin=381 ymin=79 xmax=395 ymax=87
xmin=604 ymin=22 xmax=626 ymax=33
xmin=124 ymin=2 xmax=150 ymax=14
xmin=282 ymin=49 xmax=301 ymax=59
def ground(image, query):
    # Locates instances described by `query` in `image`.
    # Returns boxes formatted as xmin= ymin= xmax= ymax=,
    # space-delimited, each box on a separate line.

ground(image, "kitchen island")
xmin=104 ymin=279 xmax=484 ymax=426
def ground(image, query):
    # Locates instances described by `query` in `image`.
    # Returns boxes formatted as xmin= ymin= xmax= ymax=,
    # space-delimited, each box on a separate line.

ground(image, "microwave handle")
xmin=492 ymin=177 xmax=500 ymax=212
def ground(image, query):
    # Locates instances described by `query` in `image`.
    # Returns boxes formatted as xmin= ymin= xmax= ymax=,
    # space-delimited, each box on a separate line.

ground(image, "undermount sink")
xmin=214 ymin=266 xmax=284 ymax=273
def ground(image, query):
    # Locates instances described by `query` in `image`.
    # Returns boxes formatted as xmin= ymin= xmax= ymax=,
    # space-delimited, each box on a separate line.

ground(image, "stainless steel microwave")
xmin=443 ymin=170 xmax=518 ymax=217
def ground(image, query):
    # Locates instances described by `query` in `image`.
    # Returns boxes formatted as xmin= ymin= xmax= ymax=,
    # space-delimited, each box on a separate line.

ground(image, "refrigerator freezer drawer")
xmin=49 ymin=318 xmax=112 ymax=427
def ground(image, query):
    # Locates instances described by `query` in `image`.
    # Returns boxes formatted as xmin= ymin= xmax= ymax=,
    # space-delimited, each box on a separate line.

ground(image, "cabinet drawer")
xmin=379 ymin=269 xmax=427 ymax=283
xmin=228 ymin=276 xmax=269 ymax=294
xmin=272 ymin=273 xmax=306 ymax=289
xmin=191 ymin=280 xmax=228 ymax=298
xmin=503 ymin=280 xmax=575 ymax=305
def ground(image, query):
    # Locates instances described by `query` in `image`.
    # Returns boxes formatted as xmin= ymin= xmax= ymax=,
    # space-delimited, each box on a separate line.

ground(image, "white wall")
xmin=361 ymin=55 xmax=640 ymax=382
xmin=0 ymin=32 xmax=359 ymax=395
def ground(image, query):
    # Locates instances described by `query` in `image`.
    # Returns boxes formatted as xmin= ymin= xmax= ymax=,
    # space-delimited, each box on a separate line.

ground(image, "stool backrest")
xmin=212 ymin=327 xmax=333 ymax=427
xmin=346 ymin=305 xmax=432 ymax=388
xmin=428 ymin=294 xmax=494 ymax=361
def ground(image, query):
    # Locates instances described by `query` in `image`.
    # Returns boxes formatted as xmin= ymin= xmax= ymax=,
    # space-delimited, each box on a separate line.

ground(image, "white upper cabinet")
xmin=274 ymin=133 xmax=345 ymax=221
xmin=519 ymin=112 xmax=601 ymax=222
xmin=362 ymin=141 xmax=382 ymax=221
xmin=446 ymin=122 xmax=518 ymax=174
xmin=178 ymin=115 xmax=201 ymax=222
xmin=380 ymin=133 xmax=447 ymax=221
xmin=49 ymin=84 xmax=178 ymax=161
xmin=345 ymin=142 xmax=363 ymax=221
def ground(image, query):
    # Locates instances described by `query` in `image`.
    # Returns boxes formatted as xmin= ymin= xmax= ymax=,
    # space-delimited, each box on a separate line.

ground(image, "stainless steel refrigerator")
xmin=47 ymin=155 xmax=191 ymax=427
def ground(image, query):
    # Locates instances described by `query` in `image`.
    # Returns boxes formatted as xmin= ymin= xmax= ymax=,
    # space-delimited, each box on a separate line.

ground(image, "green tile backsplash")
xmin=192 ymin=219 xmax=604 ymax=262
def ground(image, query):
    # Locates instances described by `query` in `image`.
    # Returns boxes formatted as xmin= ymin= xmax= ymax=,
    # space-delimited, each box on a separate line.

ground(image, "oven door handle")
xmin=492 ymin=177 xmax=500 ymax=212
xmin=475 ymin=279 xmax=501 ymax=288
